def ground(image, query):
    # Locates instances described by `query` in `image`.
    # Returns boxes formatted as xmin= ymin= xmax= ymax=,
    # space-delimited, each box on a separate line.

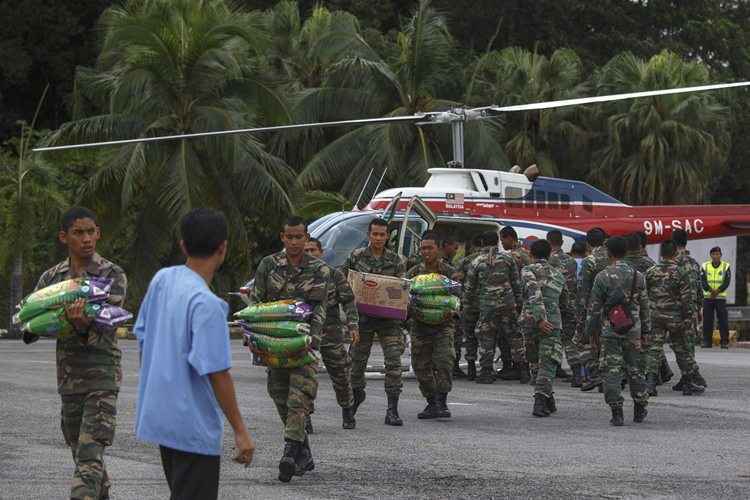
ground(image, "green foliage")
xmin=588 ymin=51 xmax=731 ymax=204
xmin=44 ymin=0 xmax=296 ymax=291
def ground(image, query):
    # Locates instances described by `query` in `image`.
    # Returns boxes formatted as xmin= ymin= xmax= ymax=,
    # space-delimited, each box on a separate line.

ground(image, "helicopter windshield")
xmin=312 ymin=212 xmax=378 ymax=267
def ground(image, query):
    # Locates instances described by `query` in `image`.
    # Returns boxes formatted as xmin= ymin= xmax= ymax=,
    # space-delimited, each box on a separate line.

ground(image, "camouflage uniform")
xmin=623 ymin=251 xmax=656 ymax=274
xmin=500 ymin=243 xmax=531 ymax=365
xmin=509 ymin=243 xmax=532 ymax=270
xmin=586 ymin=262 xmax=651 ymax=408
xmin=548 ymin=248 xmax=581 ymax=368
xmin=343 ymin=247 xmax=407 ymax=396
xmin=320 ymin=267 xmax=359 ymax=409
xmin=645 ymin=259 xmax=697 ymax=378
xmin=675 ymin=250 xmax=704 ymax=353
xmin=519 ymin=260 xmax=571 ymax=397
xmin=463 ymin=248 xmax=523 ymax=374
xmin=253 ymin=252 xmax=330 ymax=443
xmin=576 ymin=245 xmax=610 ymax=374
xmin=406 ymin=260 xmax=457 ymax=398
xmin=455 ymin=251 xmax=482 ymax=362
xmin=32 ymin=253 xmax=126 ymax=500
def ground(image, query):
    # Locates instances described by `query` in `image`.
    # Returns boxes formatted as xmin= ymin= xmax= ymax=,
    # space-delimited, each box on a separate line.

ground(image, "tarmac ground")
xmin=2 ymin=339 xmax=750 ymax=499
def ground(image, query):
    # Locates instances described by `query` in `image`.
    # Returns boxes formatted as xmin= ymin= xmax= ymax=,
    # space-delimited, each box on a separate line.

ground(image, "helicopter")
xmin=36 ymin=81 xmax=750 ymax=271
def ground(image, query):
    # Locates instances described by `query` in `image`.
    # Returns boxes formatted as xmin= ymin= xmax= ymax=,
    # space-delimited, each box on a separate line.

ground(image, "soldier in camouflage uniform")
xmin=586 ymin=237 xmax=651 ymax=426
xmin=623 ymin=233 xmax=656 ymax=274
xmin=464 ymin=231 xmax=526 ymax=384
xmin=304 ymin=239 xmax=359 ymax=430
xmin=455 ymin=234 xmax=489 ymax=380
xmin=672 ymin=229 xmax=708 ymax=390
xmin=407 ymin=231 xmax=457 ymax=420
xmin=547 ymin=230 xmax=581 ymax=385
xmin=23 ymin=207 xmax=126 ymax=500
xmin=253 ymin=216 xmax=330 ymax=482
xmin=342 ymin=218 xmax=407 ymax=426
xmin=577 ymin=228 xmax=610 ymax=392
xmin=630 ymin=231 xmax=675 ymax=385
xmin=498 ymin=226 xmax=530 ymax=380
xmin=644 ymin=241 xmax=706 ymax=397
xmin=520 ymin=240 xmax=572 ymax=417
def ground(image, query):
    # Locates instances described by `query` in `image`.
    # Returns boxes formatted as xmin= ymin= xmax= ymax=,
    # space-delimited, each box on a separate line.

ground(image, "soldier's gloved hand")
xmin=22 ymin=330 xmax=40 ymax=345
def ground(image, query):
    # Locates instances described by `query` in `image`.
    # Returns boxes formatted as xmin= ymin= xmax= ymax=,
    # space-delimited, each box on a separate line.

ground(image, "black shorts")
xmin=160 ymin=445 xmax=220 ymax=500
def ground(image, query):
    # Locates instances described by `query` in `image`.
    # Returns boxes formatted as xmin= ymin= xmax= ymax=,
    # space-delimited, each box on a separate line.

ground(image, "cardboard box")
xmin=348 ymin=271 xmax=410 ymax=321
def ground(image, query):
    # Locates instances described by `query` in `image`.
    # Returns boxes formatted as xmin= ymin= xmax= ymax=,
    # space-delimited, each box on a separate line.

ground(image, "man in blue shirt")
xmin=135 ymin=208 xmax=254 ymax=500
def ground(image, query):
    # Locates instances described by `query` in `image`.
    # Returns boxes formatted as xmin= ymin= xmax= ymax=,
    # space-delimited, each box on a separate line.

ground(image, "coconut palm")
xmin=295 ymin=0 xmax=508 ymax=201
xmin=261 ymin=0 xmax=379 ymax=168
xmin=466 ymin=46 xmax=591 ymax=177
xmin=43 ymin=0 xmax=294 ymax=286
xmin=589 ymin=51 xmax=731 ymax=204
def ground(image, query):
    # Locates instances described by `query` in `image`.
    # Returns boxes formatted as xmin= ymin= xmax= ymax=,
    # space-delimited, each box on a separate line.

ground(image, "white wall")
xmin=646 ymin=236 xmax=737 ymax=304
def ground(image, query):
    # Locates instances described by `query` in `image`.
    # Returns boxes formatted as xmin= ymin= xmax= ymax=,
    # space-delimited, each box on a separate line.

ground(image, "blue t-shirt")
xmin=134 ymin=265 xmax=232 ymax=456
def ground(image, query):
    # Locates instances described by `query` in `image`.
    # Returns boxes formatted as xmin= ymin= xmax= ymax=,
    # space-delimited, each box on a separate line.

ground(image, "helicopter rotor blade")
xmin=33 ymin=114 xmax=428 ymax=153
xmin=486 ymin=81 xmax=750 ymax=113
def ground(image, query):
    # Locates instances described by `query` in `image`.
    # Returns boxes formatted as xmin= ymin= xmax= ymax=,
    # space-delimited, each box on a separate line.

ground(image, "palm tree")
xmin=295 ymin=0 xmax=508 ymax=201
xmin=466 ymin=47 xmax=591 ymax=177
xmin=296 ymin=190 xmax=353 ymax=221
xmin=588 ymin=51 xmax=731 ymax=204
xmin=261 ymin=0 xmax=378 ymax=168
xmin=0 ymin=112 xmax=68 ymax=334
xmin=43 ymin=0 xmax=294 ymax=288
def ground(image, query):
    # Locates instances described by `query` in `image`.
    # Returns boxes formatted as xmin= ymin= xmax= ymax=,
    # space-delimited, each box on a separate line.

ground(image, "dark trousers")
xmin=703 ymin=298 xmax=729 ymax=344
xmin=160 ymin=446 xmax=220 ymax=500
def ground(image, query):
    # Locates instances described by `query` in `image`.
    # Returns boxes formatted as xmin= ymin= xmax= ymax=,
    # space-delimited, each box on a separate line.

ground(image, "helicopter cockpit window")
xmin=505 ymin=186 xmax=523 ymax=208
xmin=393 ymin=217 xmax=429 ymax=260
xmin=315 ymin=214 xmax=376 ymax=268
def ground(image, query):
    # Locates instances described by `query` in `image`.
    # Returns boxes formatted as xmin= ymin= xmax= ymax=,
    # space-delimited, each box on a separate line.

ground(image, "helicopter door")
xmin=396 ymin=196 xmax=437 ymax=258
xmin=381 ymin=191 xmax=403 ymax=224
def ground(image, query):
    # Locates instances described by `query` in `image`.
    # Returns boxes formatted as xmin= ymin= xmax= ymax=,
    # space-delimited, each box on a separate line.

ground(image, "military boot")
xmin=385 ymin=393 xmax=403 ymax=426
xmin=342 ymin=406 xmax=356 ymax=430
xmin=279 ymin=440 xmax=301 ymax=482
xmin=453 ymin=360 xmax=467 ymax=378
xmin=418 ymin=396 xmax=439 ymax=419
xmin=304 ymin=415 xmax=314 ymax=435
xmin=610 ymin=405 xmax=624 ymax=427
xmin=518 ymin=363 xmax=531 ymax=385
xmin=645 ymin=373 xmax=658 ymax=397
xmin=533 ymin=394 xmax=550 ymax=417
xmin=581 ymin=377 xmax=602 ymax=392
xmin=693 ymin=370 xmax=707 ymax=388
xmin=294 ymin=435 xmax=315 ymax=476
xmin=476 ymin=367 xmax=495 ymax=384
xmin=633 ymin=402 xmax=648 ymax=423
xmin=682 ymin=374 xmax=706 ymax=396
xmin=352 ymin=388 xmax=366 ymax=415
xmin=436 ymin=393 xmax=451 ymax=418
xmin=672 ymin=375 xmax=686 ymax=392
xmin=546 ymin=393 xmax=557 ymax=414
xmin=497 ymin=362 xmax=521 ymax=380
xmin=570 ymin=364 xmax=583 ymax=388
xmin=467 ymin=361 xmax=477 ymax=381
xmin=659 ymin=358 xmax=674 ymax=384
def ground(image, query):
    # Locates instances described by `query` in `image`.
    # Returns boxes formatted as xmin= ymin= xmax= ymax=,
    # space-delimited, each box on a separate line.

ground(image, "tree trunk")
xmin=8 ymin=253 xmax=23 ymax=339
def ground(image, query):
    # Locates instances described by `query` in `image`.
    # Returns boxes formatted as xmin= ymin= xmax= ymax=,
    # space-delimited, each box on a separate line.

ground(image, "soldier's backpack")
xmin=607 ymin=270 xmax=637 ymax=334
